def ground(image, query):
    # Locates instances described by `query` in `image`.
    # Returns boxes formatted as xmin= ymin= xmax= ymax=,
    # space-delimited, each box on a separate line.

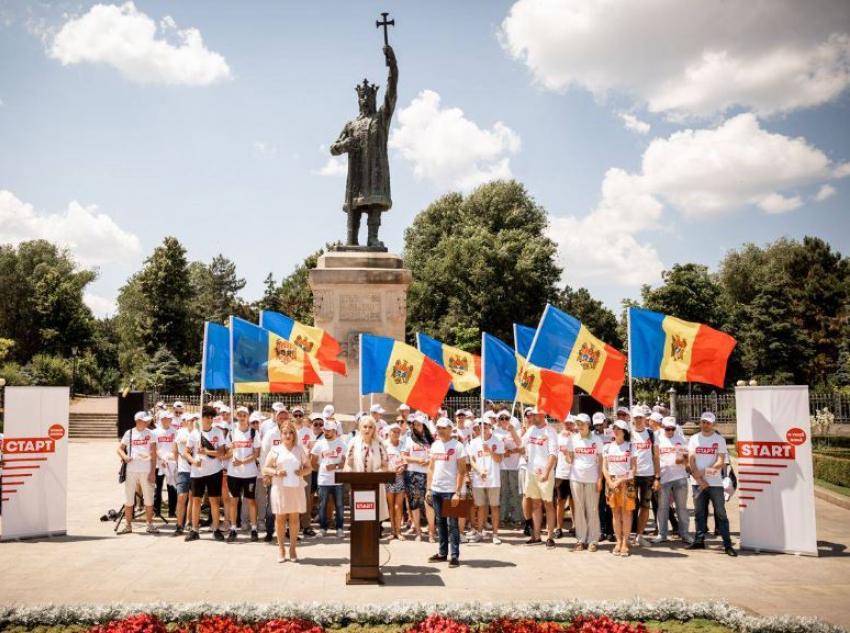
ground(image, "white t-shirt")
xmin=604 ymin=441 xmax=633 ymax=478
xmin=121 ymin=428 xmax=156 ymax=474
xmin=229 ymin=426 xmax=261 ymax=479
xmin=385 ymin=439 xmax=405 ymax=473
xmin=261 ymin=427 xmax=282 ymax=471
xmin=260 ymin=418 xmax=278 ymax=438
xmin=153 ymin=427 xmax=177 ymax=474
xmin=494 ymin=427 xmax=521 ymax=471
xmin=522 ymin=425 xmax=559 ymax=477
xmin=657 ymin=433 xmax=688 ymax=484
xmin=311 ymin=437 xmax=347 ymax=486
xmin=631 ymin=427 xmax=655 ymax=477
xmin=297 ymin=426 xmax=316 ymax=452
xmin=469 ymin=435 xmax=504 ymax=488
xmin=688 ymin=432 xmax=728 ymax=487
xmin=555 ymin=432 xmax=572 ymax=480
xmin=403 ymin=437 xmax=431 ymax=474
xmin=187 ymin=427 xmax=228 ymax=478
xmin=570 ymin=434 xmax=604 ymax=484
xmin=171 ymin=414 xmax=184 ymax=430
xmin=175 ymin=427 xmax=192 ymax=474
xmin=430 ymin=438 xmax=467 ymax=494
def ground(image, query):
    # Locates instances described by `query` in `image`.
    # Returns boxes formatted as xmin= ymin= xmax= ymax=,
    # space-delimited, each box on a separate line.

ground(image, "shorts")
xmin=176 ymin=471 xmax=191 ymax=495
xmin=634 ymin=475 xmax=655 ymax=509
xmin=124 ymin=470 xmax=154 ymax=506
xmin=518 ymin=468 xmax=527 ymax=496
xmin=524 ymin=472 xmax=555 ymax=501
xmin=472 ymin=487 xmax=500 ymax=506
xmin=190 ymin=473 xmax=223 ymax=498
xmin=556 ymin=478 xmax=571 ymax=501
xmin=227 ymin=475 xmax=257 ymax=499
xmin=606 ymin=479 xmax=636 ymax=511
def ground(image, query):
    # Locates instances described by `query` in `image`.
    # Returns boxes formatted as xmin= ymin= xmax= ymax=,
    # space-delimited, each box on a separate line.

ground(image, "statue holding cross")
xmin=330 ymin=13 xmax=398 ymax=250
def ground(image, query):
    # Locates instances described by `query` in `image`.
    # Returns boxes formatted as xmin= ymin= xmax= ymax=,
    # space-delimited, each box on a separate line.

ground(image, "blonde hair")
xmin=359 ymin=415 xmax=377 ymax=434
xmin=280 ymin=420 xmax=298 ymax=444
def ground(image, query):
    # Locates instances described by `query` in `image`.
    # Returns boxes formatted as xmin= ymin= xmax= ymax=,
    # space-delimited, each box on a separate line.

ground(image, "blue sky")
xmin=1 ymin=0 xmax=849 ymax=317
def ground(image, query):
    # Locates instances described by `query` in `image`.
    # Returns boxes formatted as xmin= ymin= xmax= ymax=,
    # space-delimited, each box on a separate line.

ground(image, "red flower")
xmin=409 ymin=615 xmax=470 ymax=633
xmin=89 ymin=614 xmax=168 ymax=633
xmin=258 ymin=619 xmax=324 ymax=633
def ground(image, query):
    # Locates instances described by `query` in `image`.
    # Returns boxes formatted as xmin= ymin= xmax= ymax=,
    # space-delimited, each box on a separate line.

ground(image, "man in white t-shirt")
xmin=494 ymin=410 xmax=523 ymax=529
xmin=261 ymin=405 xmax=287 ymax=437
xmin=311 ymin=420 xmax=347 ymax=538
xmin=152 ymin=411 xmax=177 ymax=519
xmin=117 ymin=412 xmax=158 ymax=534
xmin=426 ymin=417 xmax=467 ymax=567
xmin=468 ymin=418 xmax=505 ymax=544
xmin=653 ymin=416 xmax=693 ymax=544
xmin=226 ymin=408 xmax=261 ymax=543
xmin=171 ymin=401 xmax=185 ymax=430
xmin=554 ymin=415 xmax=575 ymax=540
xmin=521 ymin=408 xmax=559 ymax=548
xmin=297 ymin=410 xmax=318 ymax=536
xmin=630 ymin=406 xmax=660 ymax=547
xmin=687 ymin=411 xmax=736 ymax=556
xmin=371 ymin=403 xmax=388 ymax=439
xmin=171 ymin=412 xmax=196 ymax=537
xmin=183 ymin=406 xmax=228 ymax=542
xmin=259 ymin=411 xmax=284 ymax=542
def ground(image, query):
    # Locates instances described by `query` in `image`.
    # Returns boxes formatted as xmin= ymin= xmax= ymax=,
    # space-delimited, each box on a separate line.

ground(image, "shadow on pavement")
xmin=383 ymin=564 xmax=444 ymax=586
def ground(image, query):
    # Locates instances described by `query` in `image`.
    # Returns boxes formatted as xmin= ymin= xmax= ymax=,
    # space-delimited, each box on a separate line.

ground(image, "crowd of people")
xmin=117 ymin=399 xmax=738 ymax=564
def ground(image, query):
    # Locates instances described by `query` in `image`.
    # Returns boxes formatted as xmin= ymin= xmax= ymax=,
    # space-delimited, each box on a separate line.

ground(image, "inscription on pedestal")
xmin=314 ymin=290 xmax=334 ymax=320
xmin=386 ymin=290 xmax=406 ymax=321
xmin=340 ymin=294 xmax=381 ymax=321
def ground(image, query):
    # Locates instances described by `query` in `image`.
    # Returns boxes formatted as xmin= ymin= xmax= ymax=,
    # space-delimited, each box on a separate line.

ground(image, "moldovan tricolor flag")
xmin=416 ymin=333 xmax=481 ymax=392
xmin=527 ymin=304 xmax=625 ymax=408
xmin=202 ymin=321 xmax=230 ymax=391
xmin=360 ymin=335 xmax=452 ymax=417
xmin=260 ymin=310 xmax=347 ymax=376
xmin=482 ymin=333 xmax=574 ymax=421
xmin=230 ymin=316 xmax=322 ymax=393
xmin=513 ymin=323 xmax=536 ymax=358
xmin=628 ymin=308 xmax=737 ymax=388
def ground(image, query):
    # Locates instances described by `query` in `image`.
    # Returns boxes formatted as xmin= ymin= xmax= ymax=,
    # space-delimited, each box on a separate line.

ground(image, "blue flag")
xmin=482 ymin=333 xmax=518 ymax=401
xmin=202 ymin=322 xmax=231 ymax=391
xmin=513 ymin=323 xmax=536 ymax=358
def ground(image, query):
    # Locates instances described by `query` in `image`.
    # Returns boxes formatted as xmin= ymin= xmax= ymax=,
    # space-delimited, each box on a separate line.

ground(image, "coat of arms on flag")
xmin=275 ymin=339 xmax=296 ymax=364
xmin=294 ymin=334 xmax=315 ymax=353
xmin=671 ymin=334 xmax=688 ymax=361
xmin=576 ymin=342 xmax=601 ymax=370
xmin=392 ymin=359 xmax=414 ymax=385
xmin=520 ymin=369 xmax=536 ymax=391
xmin=448 ymin=355 xmax=469 ymax=376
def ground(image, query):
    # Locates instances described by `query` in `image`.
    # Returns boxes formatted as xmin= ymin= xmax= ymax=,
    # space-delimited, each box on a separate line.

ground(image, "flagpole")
xmin=229 ymin=316 xmax=236 ymax=414
xmin=359 ymin=333 xmax=364 ymax=415
xmin=200 ymin=322 xmax=208 ymax=415
xmin=512 ymin=303 xmax=549 ymax=421
xmin=626 ymin=307 xmax=634 ymax=409
xmin=480 ymin=331 xmax=486 ymax=417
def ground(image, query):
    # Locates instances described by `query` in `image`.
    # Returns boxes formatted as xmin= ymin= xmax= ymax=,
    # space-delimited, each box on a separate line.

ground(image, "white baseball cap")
xmin=323 ymin=404 xmax=335 ymax=418
xmin=481 ymin=417 xmax=493 ymax=426
xmin=213 ymin=400 xmax=225 ymax=409
xmin=312 ymin=412 xmax=325 ymax=422
xmin=249 ymin=411 xmax=263 ymax=423
xmin=271 ymin=402 xmax=285 ymax=412
xmin=484 ymin=410 xmax=497 ymax=420
xmin=700 ymin=411 xmax=717 ymax=423
xmin=497 ymin=409 xmax=511 ymax=418
xmin=455 ymin=409 xmax=469 ymax=417
xmin=576 ymin=413 xmax=592 ymax=424
xmin=158 ymin=410 xmax=173 ymax=420
xmin=398 ymin=404 xmax=410 ymax=411
xmin=464 ymin=419 xmax=474 ymax=429
xmin=662 ymin=416 xmax=678 ymax=428
xmin=370 ymin=404 xmax=385 ymax=414
xmin=134 ymin=411 xmax=148 ymax=422
xmin=323 ymin=420 xmax=338 ymax=431
xmin=649 ymin=412 xmax=664 ymax=423
xmin=592 ymin=412 xmax=607 ymax=425
xmin=236 ymin=406 xmax=249 ymax=414
xmin=387 ymin=423 xmax=401 ymax=432
xmin=526 ymin=407 xmax=539 ymax=416
xmin=219 ymin=405 xmax=231 ymax=414
xmin=613 ymin=420 xmax=629 ymax=431
xmin=173 ymin=401 xmax=184 ymax=409
xmin=292 ymin=406 xmax=305 ymax=414
xmin=413 ymin=412 xmax=428 ymax=424
xmin=436 ymin=417 xmax=453 ymax=429
xmin=631 ymin=405 xmax=646 ymax=418
xmin=616 ymin=407 xmax=630 ymax=416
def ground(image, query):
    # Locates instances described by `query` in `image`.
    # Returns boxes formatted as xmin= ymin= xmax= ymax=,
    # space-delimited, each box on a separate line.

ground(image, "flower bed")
xmin=0 ymin=601 xmax=844 ymax=633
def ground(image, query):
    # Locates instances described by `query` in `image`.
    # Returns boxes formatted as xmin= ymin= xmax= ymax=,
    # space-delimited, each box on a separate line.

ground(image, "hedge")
xmin=813 ymin=448 xmax=850 ymax=460
xmin=812 ymin=436 xmax=850 ymax=449
xmin=813 ymin=453 xmax=850 ymax=488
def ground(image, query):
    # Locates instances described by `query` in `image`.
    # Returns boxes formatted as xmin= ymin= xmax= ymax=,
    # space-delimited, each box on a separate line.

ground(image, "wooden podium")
xmin=336 ymin=471 xmax=396 ymax=585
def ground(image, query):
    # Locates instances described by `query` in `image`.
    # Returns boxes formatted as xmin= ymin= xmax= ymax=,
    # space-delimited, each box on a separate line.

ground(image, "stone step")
xmin=68 ymin=413 xmax=117 ymax=439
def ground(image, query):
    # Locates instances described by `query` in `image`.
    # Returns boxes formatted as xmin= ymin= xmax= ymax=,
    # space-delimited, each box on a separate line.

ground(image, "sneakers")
xmin=633 ymin=535 xmax=649 ymax=547
xmin=428 ymin=554 xmax=447 ymax=562
xmin=467 ymin=531 xmax=482 ymax=543
xmin=682 ymin=535 xmax=695 ymax=545
xmin=227 ymin=530 xmax=237 ymax=543
xmin=449 ymin=558 xmax=460 ymax=568
xmin=588 ymin=543 xmax=598 ymax=552
xmin=429 ymin=535 xmax=437 ymax=543
xmin=303 ymin=527 xmax=316 ymax=537
xmin=213 ymin=529 xmax=225 ymax=542
xmin=264 ymin=532 xmax=274 ymax=543
xmin=184 ymin=529 xmax=200 ymax=542
xmin=250 ymin=529 xmax=259 ymax=543
xmin=145 ymin=524 xmax=159 ymax=534
xmin=686 ymin=541 xmax=706 ymax=550
xmin=555 ymin=528 xmax=564 ymax=539
xmin=117 ymin=525 xmax=132 ymax=535
xmin=523 ymin=522 xmax=532 ymax=536
xmin=172 ymin=526 xmax=184 ymax=537
xmin=492 ymin=535 xmax=502 ymax=545
xmin=725 ymin=547 xmax=738 ymax=557
xmin=546 ymin=538 xmax=556 ymax=549
xmin=337 ymin=529 xmax=344 ymax=538
xmin=651 ymin=535 xmax=667 ymax=544
xmin=525 ymin=537 xmax=542 ymax=545
xmin=573 ymin=543 xmax=585 ymax=552
xmin=320 ymin=529 xmax=328 ymax=538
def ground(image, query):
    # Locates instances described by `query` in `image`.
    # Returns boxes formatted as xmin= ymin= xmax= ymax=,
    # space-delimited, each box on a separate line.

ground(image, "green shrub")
xmin=0 ymin=362 xmax=31 ymax=386
xmin=812 ymin=435 xmax=850 ymax=449
xmin=813 ymin=453 xmax=850 ymax=488
xmin=813 ymin=448 xmax=850 ymax=460
xmin=22 ymin=354 xmax=71 ymax=386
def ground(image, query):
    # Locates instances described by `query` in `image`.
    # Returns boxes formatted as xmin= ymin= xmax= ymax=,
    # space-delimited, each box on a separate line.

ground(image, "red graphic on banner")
xmin=3 ymin=438 xmax=56 ymax=454
xmin=48 ymin=424 xmax=66 ymax=440
xmin=737 ymin=441 xmax=795 ymax=460
xmin=354 ymin=502 xmax=376 ymax=510
xmin=786 ymin=428 xmax=807 ymax=446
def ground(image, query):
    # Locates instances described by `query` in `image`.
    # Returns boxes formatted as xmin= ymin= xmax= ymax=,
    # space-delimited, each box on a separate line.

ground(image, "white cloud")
xmin=84 ymin=293 xmax=118 ymax=318
xmin=316 ymin=155 xmax=347 ymax=177
xmin=620 ymin=112 xmax=650 ymax=135
xmin=390 ymin=89 xmax=521 ymax=191
xmin=49 ymin=2 xmax=231 ymax=86
xmin=0 ymin=97 xmax=4 ymax=106
xmin=501 ymin=0 xmax=850 ymax=118
xmin=815 ymin=184 xmax=837 ymax=201
xmin=253 ymin=141 xmax=277 ymax=156
xmin=548 ymin=113 xmax=848 ymax=290
xmin=0 ymin=189 xmax=142 ymax=267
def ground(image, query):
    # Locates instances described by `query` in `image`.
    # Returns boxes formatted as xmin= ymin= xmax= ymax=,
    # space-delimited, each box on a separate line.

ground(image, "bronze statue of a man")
xmin=330 ymin=45 xmax=397 ymax=248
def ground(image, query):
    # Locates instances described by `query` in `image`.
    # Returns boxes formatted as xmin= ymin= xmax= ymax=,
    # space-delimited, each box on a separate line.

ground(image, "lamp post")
xmin=70 ymin=347 xmax=78 ymax=396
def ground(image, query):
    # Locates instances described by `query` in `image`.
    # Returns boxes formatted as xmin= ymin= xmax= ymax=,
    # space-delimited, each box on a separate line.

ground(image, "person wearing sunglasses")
xmin=603 ymin=420 xmax=637 ymax=556
xmin=653 ymin=416 xmax=692 ymax=545
xmin=291 ymin=406 xmax=317 ymax=537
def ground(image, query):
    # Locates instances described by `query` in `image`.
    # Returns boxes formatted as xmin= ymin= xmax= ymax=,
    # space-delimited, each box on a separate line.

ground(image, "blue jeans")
xmin=693 ymin=485 xmax=732 ymax=548
xmin=431 ymin=490 xmax=460 ymax=560
xmin=317 ymin=485 xmax=344 ymax=529
xmin=658 ymin=478 xmax=690 ymax=540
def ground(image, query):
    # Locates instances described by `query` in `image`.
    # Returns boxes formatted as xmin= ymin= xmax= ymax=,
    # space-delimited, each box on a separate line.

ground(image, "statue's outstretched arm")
xmin=382 ymin=45 xmax=398 ymax=119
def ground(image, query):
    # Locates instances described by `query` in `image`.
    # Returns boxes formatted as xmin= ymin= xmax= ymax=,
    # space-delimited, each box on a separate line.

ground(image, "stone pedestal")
xmin=308 ymin=251 xmax=412 ymax=417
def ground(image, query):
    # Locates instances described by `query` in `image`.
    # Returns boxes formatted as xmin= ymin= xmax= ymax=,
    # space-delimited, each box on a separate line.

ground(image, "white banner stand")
xmin=735 ymin=385 xmax=817 ymax=556
xmin=1 ymin=386 xmax=69 ymax=541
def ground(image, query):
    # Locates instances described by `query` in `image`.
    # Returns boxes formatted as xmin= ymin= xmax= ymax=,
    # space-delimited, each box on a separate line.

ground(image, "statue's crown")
xmin=356 ymin=78 xmax=380 ymax=99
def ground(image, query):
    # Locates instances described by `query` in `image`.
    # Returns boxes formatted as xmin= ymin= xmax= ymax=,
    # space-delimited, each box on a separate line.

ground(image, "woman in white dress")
xmin=344 ymin=415 xmax=390 ymax=523
xmin=263 ymin=420 xmax=311 ymax=563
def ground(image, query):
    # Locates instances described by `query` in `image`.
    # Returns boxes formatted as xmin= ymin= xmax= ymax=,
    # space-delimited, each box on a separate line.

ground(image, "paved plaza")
xmin=1 ymin=440 xmax=849 ymax=627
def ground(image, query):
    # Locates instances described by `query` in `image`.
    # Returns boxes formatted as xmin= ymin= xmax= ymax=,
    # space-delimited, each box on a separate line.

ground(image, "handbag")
xmin=119 ymin=428 xmax=131 ymax=484
xmin=440 ymin=495 xmax=473 ymax=518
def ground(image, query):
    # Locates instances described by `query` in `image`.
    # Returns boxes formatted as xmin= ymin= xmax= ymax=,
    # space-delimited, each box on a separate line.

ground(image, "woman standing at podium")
xmin=263 ymin=420 xmax=312 ymax=563
xmin=344 ymin=415 xmax=390 ymax=523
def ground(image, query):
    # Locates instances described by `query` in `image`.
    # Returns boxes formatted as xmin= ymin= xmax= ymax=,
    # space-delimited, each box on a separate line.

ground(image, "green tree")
xmin=0 ymin=240 xmax=95 ymax=363
xmin=142 ymin=346 xmax=196 ymax=394
xmin=404 ymin=180 xmax=561 ymax=350
xmin=256 ymin=273 xmax=281 ymax=312
xmin=189 ymin=254 xmax=247 ymax=325
xmin=557 ymin=286 xmax=622 ymax=349
xmin=115 ymin=273 xmax=150 ymax=377
xmin=22 ymin=354 xmax=72 ymax=386
xmin=136 ymin=237 xmax=196 ymax=364
xmin=278 ymin=248 xmax=323 ymax=325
